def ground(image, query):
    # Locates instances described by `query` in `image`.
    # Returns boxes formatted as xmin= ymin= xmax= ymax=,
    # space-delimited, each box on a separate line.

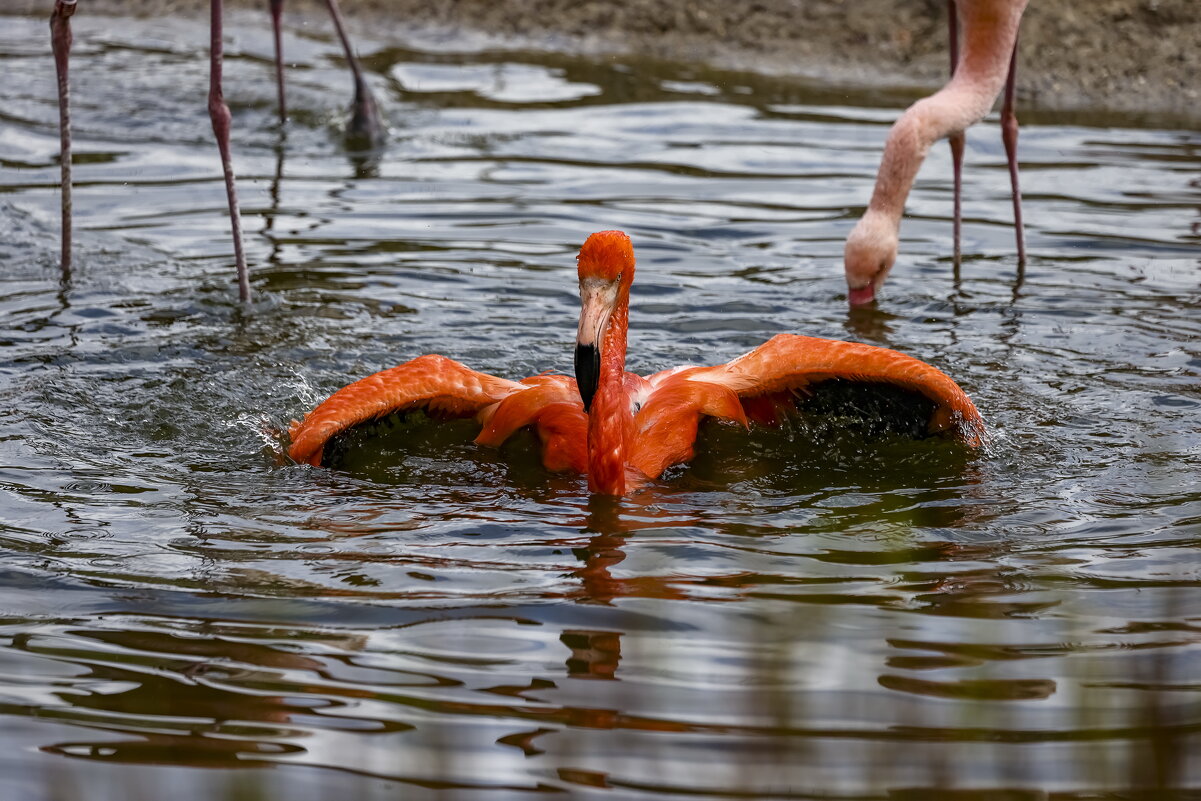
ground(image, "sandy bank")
xmin=7 ymin=0 xmax=1199 ymax=125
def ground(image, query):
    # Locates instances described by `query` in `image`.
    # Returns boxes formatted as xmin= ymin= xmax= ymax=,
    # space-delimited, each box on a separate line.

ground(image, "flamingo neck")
xmin=586 ymin=296 xmax=632 ymax=495
xmin=867 ymin=0 xmax=1025 ymax=223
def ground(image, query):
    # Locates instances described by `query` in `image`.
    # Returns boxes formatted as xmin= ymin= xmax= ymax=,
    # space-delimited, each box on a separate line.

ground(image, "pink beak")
xmin=848 ymin=285 xmax=876 ymax=306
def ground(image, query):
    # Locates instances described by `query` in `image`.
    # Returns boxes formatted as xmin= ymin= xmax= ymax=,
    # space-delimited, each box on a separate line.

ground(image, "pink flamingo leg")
xmin=50 ymin=0 xmax=77 ymax=278
xmin=269 ymin=0 xmax=286 ymax=124
xmin=947 ymin=0 xmax=964 ymax=266
xmin=268 ymin=0 xmax=382 ymax=141
xmin=208 ymin=0 xmax=252 ymax=302
xmin=843 ymin=0 xmax=1027 ymax=306
xmin=323 ymin=0 xmax=385 ymax=147
xmin=1001 ymin=38 xmax=1026 ymax=265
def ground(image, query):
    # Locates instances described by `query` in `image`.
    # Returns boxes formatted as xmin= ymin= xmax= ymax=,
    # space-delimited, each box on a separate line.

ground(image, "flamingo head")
xmin=844 ymin=211 xmax=898 ymax=306
xmin=574 ymin=231 xmax=635 ymax=411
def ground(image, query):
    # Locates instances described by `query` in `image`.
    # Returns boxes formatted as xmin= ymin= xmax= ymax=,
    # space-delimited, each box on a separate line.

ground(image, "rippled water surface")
xmin=2 ymin=10 xmax=1200 ymax=800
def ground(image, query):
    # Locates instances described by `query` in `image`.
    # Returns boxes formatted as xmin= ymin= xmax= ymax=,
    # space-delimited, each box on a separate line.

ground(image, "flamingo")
xmin=288 ymin=231 xmax=984 ymax=496
xmin=844 ymin=0 xmax=1028 ymax=306
xmin=47 ymin=0 xmax=384 ymax=300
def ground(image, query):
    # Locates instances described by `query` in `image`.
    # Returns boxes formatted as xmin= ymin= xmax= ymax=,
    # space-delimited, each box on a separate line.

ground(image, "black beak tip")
xmin=574 ymin=343 xmax=600 ymax=412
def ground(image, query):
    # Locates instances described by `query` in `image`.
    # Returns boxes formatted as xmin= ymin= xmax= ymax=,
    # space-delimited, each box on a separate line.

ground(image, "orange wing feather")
xmin=475 ymin=375 xmax=588 ymax=473
xmin=688 ymin=334 xmax=985 ymax=445
xmin=287 ymin=354 xmax=525 ymax=466
xmin=625 ymin=334 xmax=983 ymax=481
xmin=629 ymin=370 xmax=748 ymax=480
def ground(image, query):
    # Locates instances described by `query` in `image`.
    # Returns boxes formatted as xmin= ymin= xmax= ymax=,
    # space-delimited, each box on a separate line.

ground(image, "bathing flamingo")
xmin=48 ymin=0 xmax=384 ymax=299
xmin=288 ymin=231 xmax=984 ymax=496
xmin=844 ymin=0 xmax=1027 ymax=306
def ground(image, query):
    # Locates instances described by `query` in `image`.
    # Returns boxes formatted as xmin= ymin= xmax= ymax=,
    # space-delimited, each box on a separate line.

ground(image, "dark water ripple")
xmin=1 ymin=10 xmax=1200 ymax=800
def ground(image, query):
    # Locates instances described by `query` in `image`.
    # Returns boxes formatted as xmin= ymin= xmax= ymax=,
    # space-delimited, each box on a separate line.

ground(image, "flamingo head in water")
xmin=574 ymin=230 xmax=635 ymax=412
xmin=843 ymin=209 xmax=899 ymax=307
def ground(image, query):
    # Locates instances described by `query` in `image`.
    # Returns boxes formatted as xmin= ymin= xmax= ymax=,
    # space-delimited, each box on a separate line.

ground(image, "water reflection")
xmin=15 ymin=605 xmax=1200 ymax=796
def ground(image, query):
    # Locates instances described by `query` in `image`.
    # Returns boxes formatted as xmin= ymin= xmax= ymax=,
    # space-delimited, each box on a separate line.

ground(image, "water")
xmin=2 ymin=10 xmax=1200 ymax=800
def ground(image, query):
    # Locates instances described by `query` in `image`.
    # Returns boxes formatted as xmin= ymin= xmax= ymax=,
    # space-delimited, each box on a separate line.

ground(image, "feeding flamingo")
xmin=288 ymin=231 xmax=984 ymax=496
xmin=48 ymin=0 xmax=384 ymax=299
xmin=844 ymin=0 xmax=1028 ymax=306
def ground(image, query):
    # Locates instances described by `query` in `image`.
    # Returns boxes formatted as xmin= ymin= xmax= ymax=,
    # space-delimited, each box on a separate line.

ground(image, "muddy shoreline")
xmin=6 ymin=0 xmax=1200 ymax=124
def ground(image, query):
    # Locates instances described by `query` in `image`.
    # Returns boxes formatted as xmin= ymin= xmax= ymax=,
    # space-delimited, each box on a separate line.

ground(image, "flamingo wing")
xmin=628 ymin=333 xmax=984 ymax=480
xmin=288 ymin=354 xmax=526 ymax=466
xmin=475 ymin=375 xmax=589 ymax=473
xmin=695 ymin=333 xmax=984 ymax=443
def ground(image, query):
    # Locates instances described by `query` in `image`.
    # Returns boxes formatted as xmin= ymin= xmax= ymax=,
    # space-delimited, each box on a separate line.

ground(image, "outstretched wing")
xmin=693 ymin=333 xmax=984 ymax=444
xmin=288 ymin=354 xmax=526 ymax=466
xmin=629 ymin=333 xmax=984 ymax=480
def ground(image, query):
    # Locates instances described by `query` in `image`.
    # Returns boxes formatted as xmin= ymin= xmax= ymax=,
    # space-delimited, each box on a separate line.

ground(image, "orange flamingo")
xmin=289 ymin=231 xmax=984 ymax=496
xmin=844 ymin=0 xmax=1027 ymax=306
xmin=48 ymin=0 xmax=384 ymax=299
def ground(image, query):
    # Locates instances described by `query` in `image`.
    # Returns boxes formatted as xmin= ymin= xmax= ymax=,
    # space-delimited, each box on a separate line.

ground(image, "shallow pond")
xmin=1 ymin=10 xmax=1200 ymax=800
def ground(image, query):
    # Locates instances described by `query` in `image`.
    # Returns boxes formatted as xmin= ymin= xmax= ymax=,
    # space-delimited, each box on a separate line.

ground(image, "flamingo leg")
xmin=208 ymin=0 xmax=252 ymax=302
xmin=1001 ymin=37 xmax=1026 ymax=265
xmin=323 ymin=0 xmax=385 ymax=148
xmin=947 ymin=0 xmax=964 ymax=267
xmin=269 ymin=0 xmax=286 ymax=124
xmin=50 ymin=0 xmax=76 ymax=279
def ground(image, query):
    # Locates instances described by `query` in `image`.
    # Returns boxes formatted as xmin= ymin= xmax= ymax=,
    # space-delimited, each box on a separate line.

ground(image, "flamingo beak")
xmin=575 ymin=342 xmax=600 ymax=412
xmin=575 ymin=278 xmax=618 ymax=412
xmin=848 ymin=284 xmax=877 ymax=306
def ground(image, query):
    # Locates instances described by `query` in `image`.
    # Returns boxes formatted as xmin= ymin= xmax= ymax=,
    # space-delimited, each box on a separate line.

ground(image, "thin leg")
xmin=1001 ymin=37 xmax=1026 ymax=265
xmin=50 ymin=0 xmax=77 ymax=279
xmin=947 ymin=0 xmax=964 ymax=267
xmin=208 ymin=0 xmax=251 ymax=302
xmin=269 ymin=0 xmax=286 ymax=124
xmin=324 ymin=0 xmax=385 ymax=148
xmin=266 ymin=132 xmax=286 ymax=265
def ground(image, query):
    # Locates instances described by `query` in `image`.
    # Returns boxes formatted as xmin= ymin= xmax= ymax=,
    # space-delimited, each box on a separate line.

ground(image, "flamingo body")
xmin=289 ymin=232 xmax=984 ymax=495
